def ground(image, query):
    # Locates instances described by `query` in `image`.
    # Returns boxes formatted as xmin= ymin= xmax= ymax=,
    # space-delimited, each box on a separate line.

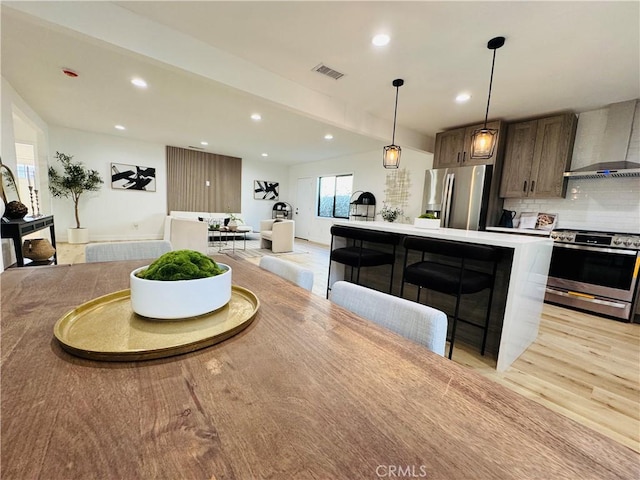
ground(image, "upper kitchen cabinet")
xmin=433 ymin=120 xmax=504 ymax=168
xmin=499 ymin=113 xmax=577 ymax=198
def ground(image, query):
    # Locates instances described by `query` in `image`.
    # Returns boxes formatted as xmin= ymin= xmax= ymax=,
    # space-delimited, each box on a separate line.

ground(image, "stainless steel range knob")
xmin=613 ymin=238 xmax=623 ymax=245
xmin=624 ymin=238 xmax=633 ymax=246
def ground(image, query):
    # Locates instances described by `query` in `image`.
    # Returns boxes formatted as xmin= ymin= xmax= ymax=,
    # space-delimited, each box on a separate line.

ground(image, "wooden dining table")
xmin=1 ymin=256 xmax=638 ymax=479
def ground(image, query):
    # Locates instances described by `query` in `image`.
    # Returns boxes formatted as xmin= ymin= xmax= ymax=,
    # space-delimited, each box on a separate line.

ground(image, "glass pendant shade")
xmin=383 ymin=78 xmax=404 ymax=169
xmin=470 ymin=128 xmax=498 ymax=159
xmin=470 ymin=36 xmax=505 ymax=160
xmin=383 ymin=145 xmax=401 ymax=168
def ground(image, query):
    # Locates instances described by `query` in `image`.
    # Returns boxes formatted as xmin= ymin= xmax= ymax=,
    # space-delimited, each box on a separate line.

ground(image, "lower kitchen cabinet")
xmin=499 ymin=113 xmax=577 ymax=198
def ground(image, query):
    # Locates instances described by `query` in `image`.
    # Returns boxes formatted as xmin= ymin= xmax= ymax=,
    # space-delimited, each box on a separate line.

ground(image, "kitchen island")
xmin=330 ymin=221 xmax=553 ymax=371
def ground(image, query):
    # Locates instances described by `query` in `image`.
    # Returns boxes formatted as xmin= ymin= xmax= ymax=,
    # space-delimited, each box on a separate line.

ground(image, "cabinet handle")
xmin=530 ymin=180 xmax=535 ymax=192
xmin=462 ymin=152 xmax=466 ymax=163
xmin=457 ymin=152 xmax=460 ymax=163
xmin=523 ymin=181 xmax=527 ymax=192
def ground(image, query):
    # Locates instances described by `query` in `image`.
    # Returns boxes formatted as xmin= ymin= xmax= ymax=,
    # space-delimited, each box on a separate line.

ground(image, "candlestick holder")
xmin=28 ymin=185 xmax=36 ymax=217
xmin=34 ymin=189 xmax=42 ymax=217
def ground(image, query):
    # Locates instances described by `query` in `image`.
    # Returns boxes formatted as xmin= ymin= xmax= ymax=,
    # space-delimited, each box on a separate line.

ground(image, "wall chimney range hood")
xmin=564 ymin=100 xmax=640 ymax=179
xmin=563 ymin=161 xmax=640 ymax=179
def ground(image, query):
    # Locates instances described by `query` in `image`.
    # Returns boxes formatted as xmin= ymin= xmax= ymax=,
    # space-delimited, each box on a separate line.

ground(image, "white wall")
xmin=1 ymin=77 xmax=51 ymax=272
xmin=504 ymin=102 xmax=640 ymax=233
xmin=48 ymin=126 xmax=292 ymax=241
xmin=49 ymin=126 xmax=168 ymax=241
xmin=288 ymin=148 xmax=433 ymax=245
xmin=240 ymin=158 xmax=290 ymax=232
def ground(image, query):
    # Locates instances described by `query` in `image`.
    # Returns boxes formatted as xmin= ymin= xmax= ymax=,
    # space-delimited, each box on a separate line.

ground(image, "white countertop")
xmin=334 ymin=221 xmax=553 ymax=249
xmin=486 ymin=226 xmax=551 ymax=237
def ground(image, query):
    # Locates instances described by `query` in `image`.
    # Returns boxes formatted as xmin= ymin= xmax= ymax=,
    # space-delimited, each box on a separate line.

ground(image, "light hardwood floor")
xmin=56 ymin=238 xmax=640 ymax=453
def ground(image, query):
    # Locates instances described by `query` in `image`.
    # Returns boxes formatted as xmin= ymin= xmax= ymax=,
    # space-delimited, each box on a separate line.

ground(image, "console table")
xmin=1 ymin=215 xmax=57 ymax=267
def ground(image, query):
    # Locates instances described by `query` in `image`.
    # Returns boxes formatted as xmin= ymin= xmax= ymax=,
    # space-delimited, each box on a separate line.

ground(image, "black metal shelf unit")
xmin=349 ymin=191 xmax=376 ymax=221
xmin=272 ymin=202 xmax=292 ymax=219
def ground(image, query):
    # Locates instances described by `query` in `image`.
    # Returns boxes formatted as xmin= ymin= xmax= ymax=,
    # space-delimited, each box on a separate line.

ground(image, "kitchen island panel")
xmin=331 ymin=221 xmax=553 ymax=371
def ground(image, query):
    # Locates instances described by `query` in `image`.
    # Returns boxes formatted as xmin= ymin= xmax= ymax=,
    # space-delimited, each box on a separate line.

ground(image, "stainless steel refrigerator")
xmin=421 ymin=165 xmax=495 ymax=230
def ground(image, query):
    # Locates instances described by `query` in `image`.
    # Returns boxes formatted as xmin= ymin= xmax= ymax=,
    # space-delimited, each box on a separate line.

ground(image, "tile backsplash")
xmin=504 ymin=177 xmax=640 ymax=233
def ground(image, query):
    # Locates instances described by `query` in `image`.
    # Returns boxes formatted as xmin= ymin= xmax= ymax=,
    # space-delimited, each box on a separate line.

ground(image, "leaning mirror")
xmin=0 ymin=160 xmax=21 ymax=205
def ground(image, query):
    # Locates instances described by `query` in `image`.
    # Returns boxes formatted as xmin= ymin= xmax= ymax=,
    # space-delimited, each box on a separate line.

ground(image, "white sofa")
xmin=260 ymin=219 xmax=295 ymax=253
xmin=169 ymin=211 xmax=242 ymax=226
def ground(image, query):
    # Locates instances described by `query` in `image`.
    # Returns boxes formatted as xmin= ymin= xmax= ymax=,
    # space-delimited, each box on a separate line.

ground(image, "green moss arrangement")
xmin=136 ymin=250 xmax=225 ymax=281
xmin=418 ymin=213 xmax=438 ymax=219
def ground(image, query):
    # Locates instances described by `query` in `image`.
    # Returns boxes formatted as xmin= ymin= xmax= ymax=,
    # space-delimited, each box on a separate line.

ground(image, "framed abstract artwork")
xmin=254 ymin=180 xmax=279 ymax=200
xmin=111 ymin=163 xmax=156 ymax=191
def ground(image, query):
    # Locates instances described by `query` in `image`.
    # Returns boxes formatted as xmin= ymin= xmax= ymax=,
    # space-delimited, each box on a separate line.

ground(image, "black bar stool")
xmin=401 ymin=236 xmax=499 ymax=359
xmin=327 ymin=225 xmax=399 ymax=298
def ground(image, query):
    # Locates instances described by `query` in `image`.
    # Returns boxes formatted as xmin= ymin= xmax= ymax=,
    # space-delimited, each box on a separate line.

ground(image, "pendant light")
xmin=470 ymin=36 xmax=505 ymax=159
xmin=383 ymin=78 xmax=404 ymax=169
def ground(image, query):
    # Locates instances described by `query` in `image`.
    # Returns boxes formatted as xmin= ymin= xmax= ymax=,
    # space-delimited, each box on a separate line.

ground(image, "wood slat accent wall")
xmin=166 ymin=146 xmax=242 ymax=213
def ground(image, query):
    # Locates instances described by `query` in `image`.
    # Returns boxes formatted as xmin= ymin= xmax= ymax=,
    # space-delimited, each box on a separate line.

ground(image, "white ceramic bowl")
xmin=130 ymin=263 xmax=232 ymax=319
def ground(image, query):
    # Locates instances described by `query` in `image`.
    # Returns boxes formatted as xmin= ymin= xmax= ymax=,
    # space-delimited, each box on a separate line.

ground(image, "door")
xmin=446 ymin=165 xmax=491 ymax=230
xmin=433 ymin=128 xmax=465 ymax=168
xmin=421 ymin=168 xmax=449 ymax=214
xmin=529 ymin=114 xmax=576 ymax=198
xmin=295 ymin=177 xmax=314 ymax=240
xmin=499 ymin=120 xmax=537 ymax=198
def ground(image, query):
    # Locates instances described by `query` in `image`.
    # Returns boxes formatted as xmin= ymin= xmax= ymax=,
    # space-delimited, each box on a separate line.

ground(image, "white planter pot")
xmin=67 ymin=228 xmax=89 ymax=244
xmin=130 ymin=263 xmax=232 ymax=319
xmin=414 ymin=218 xmax=440 ymax=229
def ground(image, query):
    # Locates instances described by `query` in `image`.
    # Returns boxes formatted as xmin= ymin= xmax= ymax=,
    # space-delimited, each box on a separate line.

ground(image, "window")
xmin=15 ymin=142 xmax=37 ymax=203
xmin=317 ymin=174 xmax=353 ymax=218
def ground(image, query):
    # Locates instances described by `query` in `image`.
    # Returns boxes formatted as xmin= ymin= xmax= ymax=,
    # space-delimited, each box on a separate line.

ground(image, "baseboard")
xmin=59 ymin=234 xmax=165 ymax=243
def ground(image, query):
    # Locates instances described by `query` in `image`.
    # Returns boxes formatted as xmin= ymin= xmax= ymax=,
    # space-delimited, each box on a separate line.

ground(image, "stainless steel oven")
xmin=545 ymin=230 xmax=640 ymax=322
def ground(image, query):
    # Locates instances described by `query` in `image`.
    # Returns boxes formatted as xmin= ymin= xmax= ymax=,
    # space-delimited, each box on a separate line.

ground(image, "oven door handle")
xmin=553 ymin=243 xmax=638 ymax=256
xmin=545 ymin=288 xmax=629 ymax=309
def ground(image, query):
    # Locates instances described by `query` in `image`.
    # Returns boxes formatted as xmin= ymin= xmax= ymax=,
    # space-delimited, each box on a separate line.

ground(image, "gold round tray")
xmin=53 ymin=285 xmax=259 ymax=361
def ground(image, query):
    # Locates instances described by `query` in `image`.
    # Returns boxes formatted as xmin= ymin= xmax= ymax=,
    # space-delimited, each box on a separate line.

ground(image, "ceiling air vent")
xmin=312 ymin=63 xmax=345 ymax=80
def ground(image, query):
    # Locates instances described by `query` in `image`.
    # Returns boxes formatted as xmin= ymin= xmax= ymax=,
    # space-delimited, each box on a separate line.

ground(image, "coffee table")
xmin=208 ymin=226 xmax=253 ymax=253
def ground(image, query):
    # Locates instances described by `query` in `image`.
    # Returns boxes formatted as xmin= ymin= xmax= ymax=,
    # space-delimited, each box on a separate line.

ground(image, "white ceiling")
xmin=2 ymin=1 xmax=639 ymax=166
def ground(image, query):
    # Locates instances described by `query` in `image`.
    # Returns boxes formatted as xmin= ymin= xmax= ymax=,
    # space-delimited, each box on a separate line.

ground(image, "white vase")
xmin=414 ymin=218 xmax=440 ymax=229
xmin=67 ymin=228 xmax=89 ymax=244
xmin=130 ymin=263 xmax=232 ymax=319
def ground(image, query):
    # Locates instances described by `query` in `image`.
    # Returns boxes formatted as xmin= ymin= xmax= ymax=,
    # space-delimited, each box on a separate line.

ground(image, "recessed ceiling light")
xmin=261 ymin=153 xmax=268 ymax=157
xmin=372 ymin=34 xmax=390 ymax=47
xmin=114 ymin=125 xmax=126 ymax=130
xmin=131 ymin=77 xmax=147 ymax=88
xmin=200 ymin=141 xmax=208 ymax=146
xmin=251 ymin=113 xmax=262 ymax=121
xmin=324 ymin=134 xmax=334 ymax=140
xmin=455 ymin=93 xmax=471 ymax=103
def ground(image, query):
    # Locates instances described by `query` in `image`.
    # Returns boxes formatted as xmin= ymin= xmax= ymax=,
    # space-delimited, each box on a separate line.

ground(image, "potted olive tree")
xmin=48 ymin=151 xmax=103 ymax=244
